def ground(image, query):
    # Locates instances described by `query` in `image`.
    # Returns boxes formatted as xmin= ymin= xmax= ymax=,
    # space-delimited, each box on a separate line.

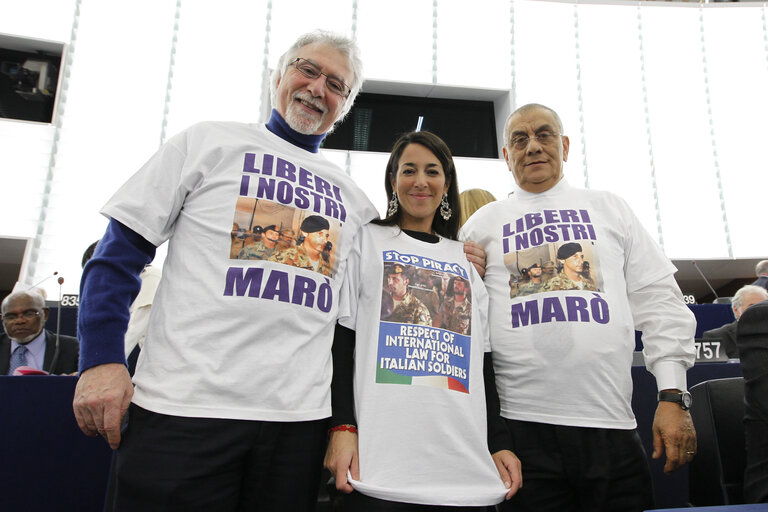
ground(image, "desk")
xmin=632 ymin=361 xmax=744 ymax=509
xmin=635 ymin=304 xmax=735 ymax=351
xmin=650 ymin=505 xmax=768 ymax=511
xmin=0 ymin=361 xmax=745 ymax=511
xmin=0 ymin=376 xmax=113 ymax=512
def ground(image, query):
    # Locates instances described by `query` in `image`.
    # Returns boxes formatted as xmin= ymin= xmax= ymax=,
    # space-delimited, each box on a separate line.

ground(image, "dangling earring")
xmin=387 ymin=192 xmax=399 ymax=217
xmin=439 ymin=194 xmax=452 ymax=220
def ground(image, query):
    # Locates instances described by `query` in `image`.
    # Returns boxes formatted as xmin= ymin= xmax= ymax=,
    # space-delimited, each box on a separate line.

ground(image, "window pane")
xmin=703 ymin=5 xmax=768 ymax=258
xmin=0 ymin=0 xmax=76 ymax=42
xmin=356 ymin=0 xmax=433 ymax=83
xmin=437 ymin=0 xmax=511 ymax=89
xmin=0 ymin=121 xmax=54 ymax=238
xmin=641 ymin=4 xmax=727 ymax=258
xmin=32 ymin=0 xmax=178 ymax=296
xmin=577 ymin=3 xmax=659 ymax=241
xmin=165 ymin=0 xmax=267 ymax=138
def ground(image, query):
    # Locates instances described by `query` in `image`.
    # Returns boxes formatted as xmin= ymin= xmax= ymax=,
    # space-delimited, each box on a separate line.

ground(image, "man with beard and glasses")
xmin=73 ymin=31 xmax=378 ymax=511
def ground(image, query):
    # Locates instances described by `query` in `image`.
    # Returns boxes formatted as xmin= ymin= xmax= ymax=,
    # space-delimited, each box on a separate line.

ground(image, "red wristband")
xmin=328 ymin=424 xmax=358 ymax=436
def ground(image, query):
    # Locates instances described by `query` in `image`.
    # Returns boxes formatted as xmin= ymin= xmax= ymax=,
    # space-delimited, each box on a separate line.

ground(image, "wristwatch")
xmin=658 ymin=390 xmax=693 ymax=411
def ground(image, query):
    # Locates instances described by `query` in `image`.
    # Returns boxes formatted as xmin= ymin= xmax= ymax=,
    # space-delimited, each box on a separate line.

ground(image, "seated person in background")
xmin=459 ymin=188 xmax=497 ymax=227
xmin=1 ymin=289 xmax=79 ymax=375
xmin=753 ymin=260 xmax=768 ymax=292
xmin=703 ymin=285 xmax=768 ymax=358
xmin=736 ymin=298 xmax=768 ymax=503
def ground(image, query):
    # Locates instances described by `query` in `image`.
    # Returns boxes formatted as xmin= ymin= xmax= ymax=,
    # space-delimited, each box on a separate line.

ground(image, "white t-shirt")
xmin=461 ymin=179 xmax=695 ymax=430
xmin=339 ymin=224 xmax=508 ymax=506
xmin=102 ymin=121 xmax=377 ymax=421
xmin=124 ymin=265 xmax=162 ymax=357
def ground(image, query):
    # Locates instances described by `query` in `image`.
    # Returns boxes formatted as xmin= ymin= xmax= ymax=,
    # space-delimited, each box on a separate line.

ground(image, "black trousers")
xmin=744 ymin=418 xmax=768 ymax=503
xmin=340 ymin=491 xmax=490 ymax=512
xmin=109 ymin=404 xmax=327 ymax=512
xmin=497 ymin=420 xmax=654 ymax=512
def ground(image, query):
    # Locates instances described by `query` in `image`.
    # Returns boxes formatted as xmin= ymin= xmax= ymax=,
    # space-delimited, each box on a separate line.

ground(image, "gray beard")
xmin=285 ymin=108 xmax=322 ymax=135
xmin=284 ymin=96 xmax=328 ymax=135
xmin=11 ymin=328 xmax=43 ymax=344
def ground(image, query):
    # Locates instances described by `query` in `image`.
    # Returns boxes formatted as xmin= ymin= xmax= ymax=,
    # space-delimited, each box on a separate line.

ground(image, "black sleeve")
xmin=331 ymin=323 xmax=357 ymax=428
xmin=484 ymin=352 xmax=513 ymax=453
xmin=737 ymin=301 xmax=768 ymax=423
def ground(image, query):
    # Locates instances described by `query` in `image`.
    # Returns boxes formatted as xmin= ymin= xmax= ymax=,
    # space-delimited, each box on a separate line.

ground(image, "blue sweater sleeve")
xmin=78 ymin=218 xmax=156 ymax=373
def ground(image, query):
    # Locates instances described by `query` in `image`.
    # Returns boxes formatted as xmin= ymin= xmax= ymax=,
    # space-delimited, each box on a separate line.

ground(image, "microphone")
xmin=28 ymin=271 xmax=59 ymax=290
xmin=691 ymin=261 xmax=720 ymax=302
xmin=48 ymin=275 xmax=63 ymax=374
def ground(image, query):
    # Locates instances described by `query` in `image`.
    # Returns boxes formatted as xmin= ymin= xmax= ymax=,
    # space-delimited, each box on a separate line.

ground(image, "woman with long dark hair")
xmin=325 ymin=131 xmax=521 ymax=511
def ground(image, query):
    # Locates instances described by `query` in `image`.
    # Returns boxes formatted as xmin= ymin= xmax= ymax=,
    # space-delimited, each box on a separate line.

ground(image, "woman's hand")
xmin=324 ymin=430 xmax=360 ymax=493
xmin=492 ymin=449 xmax=523 ymax=500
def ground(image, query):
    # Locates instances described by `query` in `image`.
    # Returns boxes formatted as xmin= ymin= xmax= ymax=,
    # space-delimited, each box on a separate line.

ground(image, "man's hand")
xmin=652 ymin=400 xmax=697 ymax=473
xmin=492 ymin=449 xmax=523 ymax=500
xmin=463 ymin=240 xmax=487 ymax=278
xmin=324 ymin=430 xmax=359 ymax=494
xmin=73 ymin=363 xmax=133 ymax=450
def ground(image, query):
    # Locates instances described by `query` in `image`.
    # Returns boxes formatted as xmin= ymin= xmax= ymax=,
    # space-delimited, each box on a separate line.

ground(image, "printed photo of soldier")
xmin=504 ymin=241 xmax=601 ymax=297
xmin=239 ymin=224 xmax=280 ymax=260
xmin=438 ymin=276 xmax=472 ymax=335
xmin=543 ymin=242 xmax=599 ymax=292
xmin=230 ymin=222 xmax=246 ymax=258
xmin=230 ymin=197 xmax=339 ymax=277
xmin=517 ymin=263 xmax=544 ymax=297
xmin=380 ymin=262 xmax=472 ymax=335
xmin=270 ymin=215 xmax=333 ymax=277
xmin=381 ymin=262 xmax=432 ymax=326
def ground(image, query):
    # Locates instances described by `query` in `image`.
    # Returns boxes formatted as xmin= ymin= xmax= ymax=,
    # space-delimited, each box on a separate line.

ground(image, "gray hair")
xmin=270 ymin=30 xmax=364 ymax=125
xmin=756 ymin=260 xmax=768 ymax=276
xmin=1 ymin=289 xmax=46 ymax=315
xmin=732 ymin=284 xmax=768 ymax=312
xmin=504 ymin=103 xmax=565 ymax=146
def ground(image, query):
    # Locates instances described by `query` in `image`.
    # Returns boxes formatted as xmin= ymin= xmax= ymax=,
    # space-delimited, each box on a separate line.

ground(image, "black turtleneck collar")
xmin=265 ymin=109 xmax=325 ymax=153
xmin=403 ymin=229 xmax=440 ymax=244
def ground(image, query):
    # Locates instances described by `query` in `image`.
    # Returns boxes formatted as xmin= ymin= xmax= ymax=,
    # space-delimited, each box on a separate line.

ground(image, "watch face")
xmin=682 ymin=393 xmax=692 ymax=409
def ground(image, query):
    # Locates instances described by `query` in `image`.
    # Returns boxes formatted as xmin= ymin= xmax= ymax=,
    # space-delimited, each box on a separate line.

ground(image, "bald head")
xmin=1 ymin=289 xmax=45 ymax=315
xmin=503 ymin=103 xmax=564 ymax=144
xmin=733 ymin=285 xmax=768 ymax=319
xmin=502 ymin=103 xmax=570 ymax=193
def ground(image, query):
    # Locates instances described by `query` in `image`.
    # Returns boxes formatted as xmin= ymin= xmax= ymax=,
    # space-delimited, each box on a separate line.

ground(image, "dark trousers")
xmin=744 ymin=419 xmax=768 ymax=503
xmin=110 ymin=404 xmax=327 ymax=512
xmin=341 ymin=491 xmax=490 ymax=512
xmin=497 ymin=420 xmax=653 ymax=512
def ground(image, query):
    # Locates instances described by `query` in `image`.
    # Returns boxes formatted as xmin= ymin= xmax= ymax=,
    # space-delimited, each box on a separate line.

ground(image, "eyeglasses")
xmin=509 ymin=131 xmax=561 ymax=150
xmin=289 ymin=58 xmax=351 ymax=98
xmin=1 ymin=310 xmax=42 ymax=322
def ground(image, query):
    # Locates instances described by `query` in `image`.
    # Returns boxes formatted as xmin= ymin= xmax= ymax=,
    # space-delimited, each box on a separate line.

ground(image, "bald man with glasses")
xmin=462 ymin=103 xmax=697 ymax=512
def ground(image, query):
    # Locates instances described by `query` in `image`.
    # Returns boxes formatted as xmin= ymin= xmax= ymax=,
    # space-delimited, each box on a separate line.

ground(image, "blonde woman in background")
xmin=459 ymin=188 xmax=497 ymax=227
